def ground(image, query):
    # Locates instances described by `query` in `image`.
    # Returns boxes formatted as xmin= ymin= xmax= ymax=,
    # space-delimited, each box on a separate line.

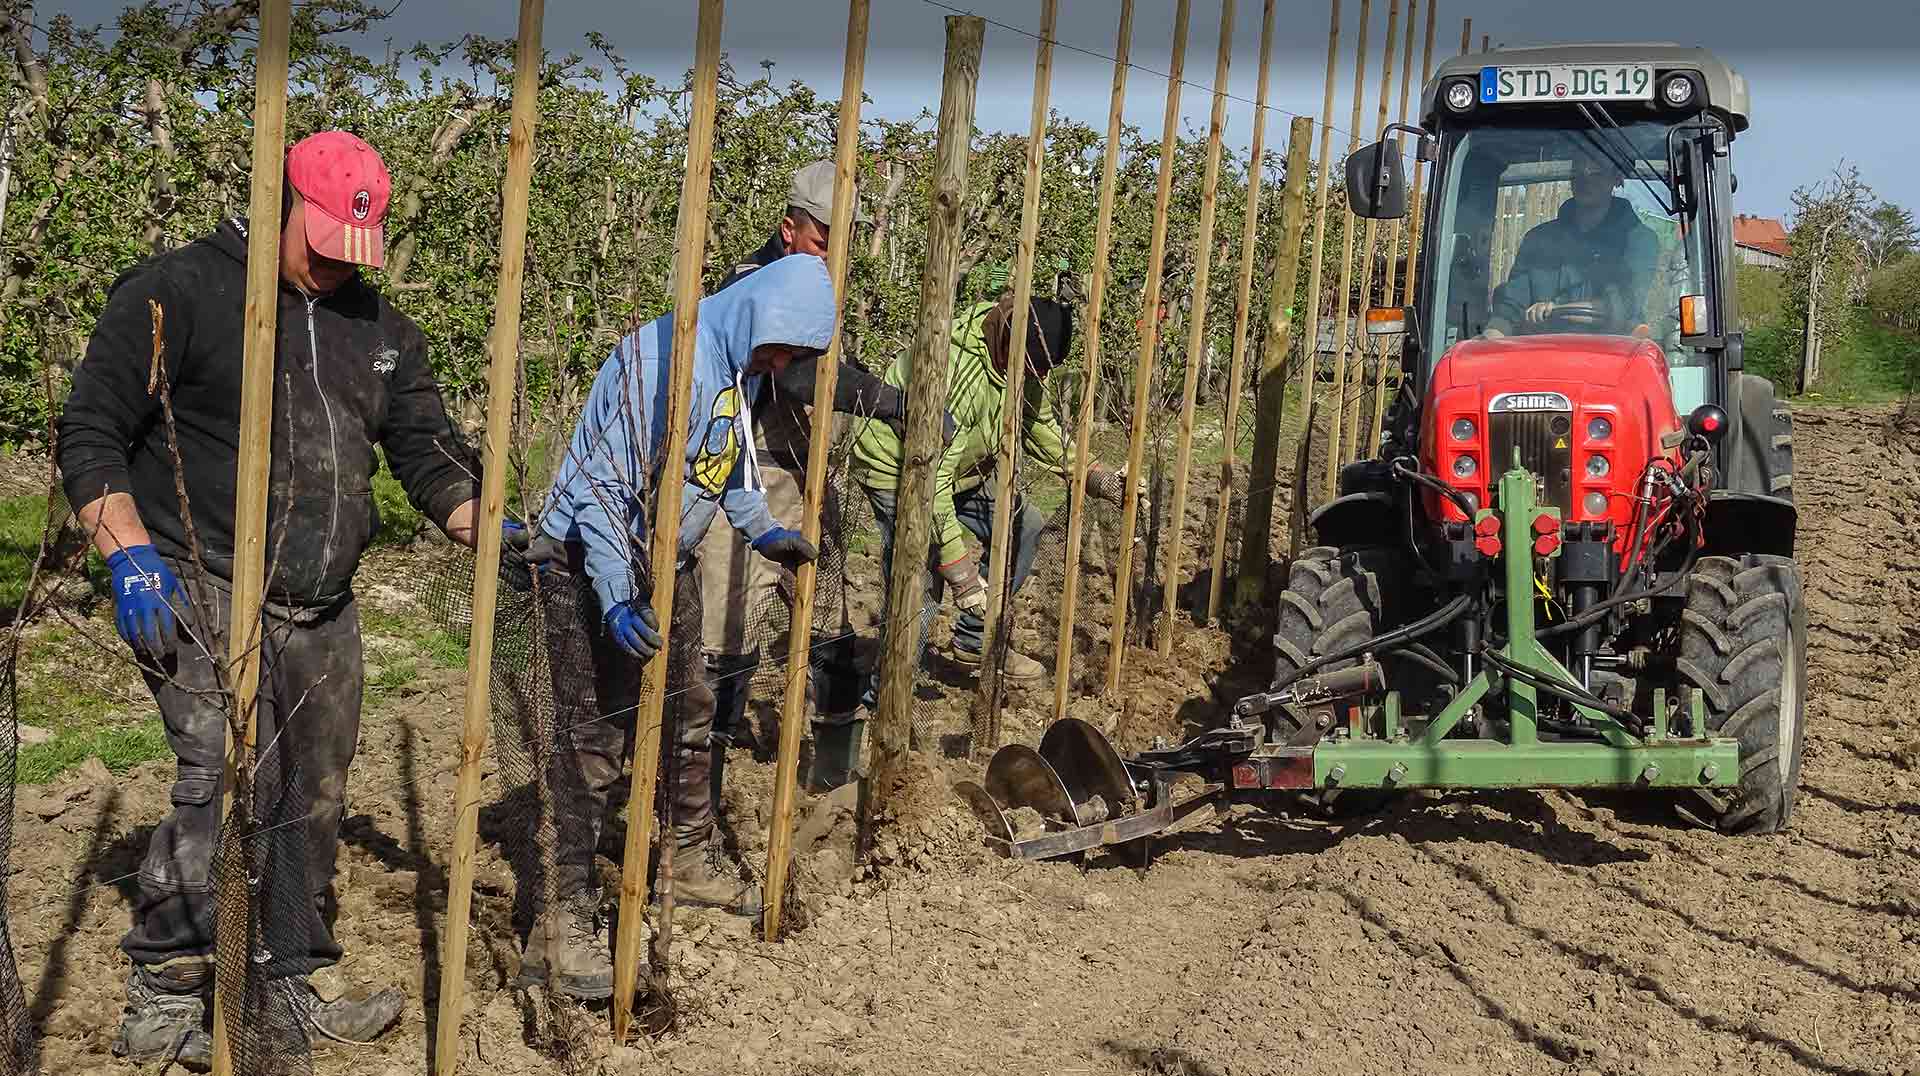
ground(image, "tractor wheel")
xmin=1271 ymin=545 xmax=1406 ymax=816
xmin=1676 ymin=554 xmax=1809 ymax=834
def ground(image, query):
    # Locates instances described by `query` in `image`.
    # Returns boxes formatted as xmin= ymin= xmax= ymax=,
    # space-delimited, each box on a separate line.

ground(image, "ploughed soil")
xmin=14 ymin=406 xmax=1920 ymax=1075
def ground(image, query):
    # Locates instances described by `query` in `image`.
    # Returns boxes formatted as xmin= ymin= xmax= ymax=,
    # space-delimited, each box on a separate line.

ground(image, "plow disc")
xmin=953 ymin=718 xmax=1225 ymax=862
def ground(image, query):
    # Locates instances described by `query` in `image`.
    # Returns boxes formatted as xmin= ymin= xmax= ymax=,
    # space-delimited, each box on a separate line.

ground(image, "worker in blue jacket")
xmin=516 ymin=253 xmax=830 ymax=998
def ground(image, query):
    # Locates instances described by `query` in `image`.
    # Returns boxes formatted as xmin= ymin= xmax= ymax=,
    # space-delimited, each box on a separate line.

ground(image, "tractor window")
xmin=1425 ymin=118 xmax=1712 ymax=411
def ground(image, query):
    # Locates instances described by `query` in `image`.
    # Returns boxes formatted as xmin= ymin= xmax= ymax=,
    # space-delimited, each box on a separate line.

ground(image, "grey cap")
xmin=787 ymin=159 xmax=871 ymax=226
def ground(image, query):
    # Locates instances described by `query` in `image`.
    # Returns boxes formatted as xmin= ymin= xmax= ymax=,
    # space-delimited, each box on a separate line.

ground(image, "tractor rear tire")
xmin=1271 ymin=545 xmax=1405 ymax=816
xmin=1676 ymin=554 xmax=1808 ymax=834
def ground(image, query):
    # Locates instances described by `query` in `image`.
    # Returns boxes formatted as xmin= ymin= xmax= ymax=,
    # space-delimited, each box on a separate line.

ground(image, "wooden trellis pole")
xmin=1051 ymin=0 xmax=1133 ymax=723
xmin=1461 ymin=19 xmax=1472 ymax=55
xmin=869 ymin=13 xmax=983 ymax=805
xmin=1403 ymin=0 xmax=1439 ymax=301
xmin=433 ymin=0 xmax=544 ymax=1069
xmin=1365 ymin=0 xmax=1419 ymax=458
xmin=1281 ymin=0 xmax=1342 ymax=553
xmin=1204 ymin=0 xmax=1275 ymax=625
xmin=1158 ymin=0 xmax=1234 ymax=656
xmin=978 ymin=0 xmax=1058 ymax=752
xmin=1233 ymin=116 xmax=1316 ymax=615
xmin=1339 ymin=0 xmax=1398 ymax=465
xmin=610 ymin=0 xmax=724 ymax=1042
xmin=1318 ymin=0 xmax=1373 ymax=501
xmin=762 ymin=0 xmax=867 ymax=944
xmin=1105 ymin=0 xmax=1189 ymax=694
xmin=208 ymin=1 xmax=288 ymax=1072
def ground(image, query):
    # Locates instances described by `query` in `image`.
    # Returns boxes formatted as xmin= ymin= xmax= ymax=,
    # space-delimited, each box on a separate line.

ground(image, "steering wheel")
xmin=1538 ymin=300 xmax=1608 ymax=332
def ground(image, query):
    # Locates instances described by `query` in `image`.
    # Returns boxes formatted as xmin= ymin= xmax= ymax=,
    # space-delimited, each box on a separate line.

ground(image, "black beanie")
xmin=1024 ymin=298 xmax=1073 ymax=375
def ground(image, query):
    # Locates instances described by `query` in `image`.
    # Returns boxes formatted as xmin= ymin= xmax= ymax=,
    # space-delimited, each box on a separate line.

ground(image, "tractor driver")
xmin=1484 ymin=147 xmax=1659 ymax=338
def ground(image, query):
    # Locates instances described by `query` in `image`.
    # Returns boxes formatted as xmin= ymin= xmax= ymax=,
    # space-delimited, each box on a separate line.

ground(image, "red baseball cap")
xmin=286 ymin=131 xmax=391 ymax=269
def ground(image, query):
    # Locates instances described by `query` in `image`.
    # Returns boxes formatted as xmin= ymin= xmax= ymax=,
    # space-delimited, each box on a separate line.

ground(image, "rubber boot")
xmin=517 ymin=889 xmax=616 ymax=1000
xmin=113 ymin=958 xmax=213 ymax=1071
xmin=665 ymin=824 xmax=765 ymax=918
xmin=808 ymin=710 xmax=867 ymax=793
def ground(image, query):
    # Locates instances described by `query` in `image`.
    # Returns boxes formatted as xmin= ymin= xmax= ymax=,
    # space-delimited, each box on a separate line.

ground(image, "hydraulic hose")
xmin=1390 ymin=458 xmax=1477 ymax=520
xmin=1273 ymin=593 xmax=1474 ymax=691
xmin=1537 ymin=534 xmax=1702 ymax=640
xmin=1479 ymin=648 xmax=1640 ymax=725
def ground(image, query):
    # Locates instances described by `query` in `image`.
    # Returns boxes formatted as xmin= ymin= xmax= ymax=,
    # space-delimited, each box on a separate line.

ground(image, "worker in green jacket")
xmin=850 ymin=292 xmax=1131 ymax=707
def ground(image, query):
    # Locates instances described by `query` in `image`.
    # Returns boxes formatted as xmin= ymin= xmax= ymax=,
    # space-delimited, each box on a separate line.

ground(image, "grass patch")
xmin=17 ymin=717 xmax=170 ymax=785
xmin=0 ymin=493 xmax=51 ymax=615
xmin=361 ymin=605 xmax=468 ymax=670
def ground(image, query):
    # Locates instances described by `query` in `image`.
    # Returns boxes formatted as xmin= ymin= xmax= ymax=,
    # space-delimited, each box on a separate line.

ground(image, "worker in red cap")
xmin=58 ymin=130 xmax=492 ymax=1066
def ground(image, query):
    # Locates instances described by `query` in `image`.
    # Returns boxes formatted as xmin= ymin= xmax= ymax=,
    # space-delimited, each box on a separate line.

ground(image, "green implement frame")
xmin=1301 ymin=463 xmax=1742 ymax=791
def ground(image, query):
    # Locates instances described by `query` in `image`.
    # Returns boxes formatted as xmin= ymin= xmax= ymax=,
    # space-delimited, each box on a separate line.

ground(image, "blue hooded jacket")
xmin=539 ymin=254 xmax=838 ymax=613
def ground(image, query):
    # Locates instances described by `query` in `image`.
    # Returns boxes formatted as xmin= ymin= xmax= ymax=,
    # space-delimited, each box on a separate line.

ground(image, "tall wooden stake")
xmin=1106 ymin=0 xmax=1189 ymax=693
xmin=1204 ymin=0 xmax=1275 ymax=625
xmin=869 ymin=14 xmax=983 ymax=810
xmin=1482 ymin=33 xmax=1490 ymax=52
xmin=1318 ymin=0 xmax=1372 ymax=502
xmin=1232 ymin=116 xmax=1315 ymax=614
xmin=209 ymin=2 xmax=288 ymax=1072
xmin=1366 ymin=0 xmax=1418 ymax=458
xmin=761 ymin=0 xmax=867 ymax=944
xmin=433 ymin=2 xmax=544 ymax=1068
xmin=1283 ymin=0 xmax=1342 ymax=551
xmin=1403 ymin=0 xmax=1439 ymax=300
xmin=978 ymin=0 xmax=1057 ymax=751
xmin=1157 ymin=0 xmax=1234 ymax=657
xmin=1461 ymin=20 xmax=1472 ymax=56
xmin=610 ymin=0 xmax=724 ymax=1042
xmin=1051 ymin=0 xmax=1133 ymax=722
xmin=1339 ymin=0 xmax=1397 ymax=464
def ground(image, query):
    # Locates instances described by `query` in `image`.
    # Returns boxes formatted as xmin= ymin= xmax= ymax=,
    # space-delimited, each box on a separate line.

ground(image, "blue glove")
xmin=751 ymin=527 xmax=819 ymax=571
xmin=105 ymin=544 xmax=182 ymax=656
xmin=501 ymin=519 xmax=529 ymax=553
xmin=604 ymin=600 xmax=663 ymax=660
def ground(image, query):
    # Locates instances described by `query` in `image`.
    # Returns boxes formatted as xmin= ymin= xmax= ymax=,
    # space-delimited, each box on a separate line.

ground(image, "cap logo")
xmin=352 ymin=190 xmax=371 ymax=221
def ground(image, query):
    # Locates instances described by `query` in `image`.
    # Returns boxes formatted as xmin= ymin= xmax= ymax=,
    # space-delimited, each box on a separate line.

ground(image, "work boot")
xmin=665 ymin=829 xmax=765 ymax=918
xmin=517 ymin=889 xmax=616 ymax=1000
xmin=951 ymin=645 xmax=1047 ymax=683
xmin=279 ymin=975 xmax=404 ymax=1049
xmin=113 ymin=958 xmax=213 ymax=1071
xmin=808 ymin=710 xmax=867 ymax=793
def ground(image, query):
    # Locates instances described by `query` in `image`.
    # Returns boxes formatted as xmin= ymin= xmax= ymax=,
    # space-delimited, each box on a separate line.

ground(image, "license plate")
xmin=1479 ymin=64 xmax=1654 ymax=104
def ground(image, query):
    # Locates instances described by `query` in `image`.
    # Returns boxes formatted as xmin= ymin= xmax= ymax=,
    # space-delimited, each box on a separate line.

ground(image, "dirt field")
xmin=13 ymin=405 xmax=1920 ymax=1075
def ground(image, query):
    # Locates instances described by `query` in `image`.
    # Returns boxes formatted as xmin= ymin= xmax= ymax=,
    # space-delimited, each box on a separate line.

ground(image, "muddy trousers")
xmin=541 ymin=554 xmax=717 ymax=906
xmin=119 ymin=566 xmax=363 ymax=979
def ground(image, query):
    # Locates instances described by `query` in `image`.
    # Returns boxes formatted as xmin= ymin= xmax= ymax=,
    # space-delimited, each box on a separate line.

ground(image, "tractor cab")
xmin=1338 ymin=45 xmax=1792 ymax=556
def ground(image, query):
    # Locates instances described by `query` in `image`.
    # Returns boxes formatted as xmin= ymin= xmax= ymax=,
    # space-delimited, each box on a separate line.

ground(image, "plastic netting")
xmin=0 ymin=624 xmax=35 ymax=1075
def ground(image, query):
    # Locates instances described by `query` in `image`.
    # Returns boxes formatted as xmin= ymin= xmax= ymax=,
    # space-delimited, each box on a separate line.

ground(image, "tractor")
xmin=958 ymin=44 xmax=1806 ymax=860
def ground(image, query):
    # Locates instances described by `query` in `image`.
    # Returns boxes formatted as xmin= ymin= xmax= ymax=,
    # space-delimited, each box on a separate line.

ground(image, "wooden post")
xmin=1204 ymin=0 xmax=1275 ymax=626
xmin=1157 ymin=0 xmax=1234 ymax=655
xmin=610 ymin=0 xmax=723 ymax=1042
xmin=209 ymin=2 xmax=288 ymax=1073
xmin=978 ymin=0 xmax=1057 ymax=750
xmin=1232 ymin=117 xmax=1315 ymax=613
xmin=1461 ymin=18 xmax=1471 ymax=55
xmin=869 ymin=14 xmax=983 ymax=810
xmin=761 ymin=0 xmax=867 ymax=944
xmin=1482 ymin=33 xmax=1490 ymax=52
xmin=1402 ymin=0 xmax=1439 ymax=300
xmin=1051 ymin=0 xmax=1133 ymax=722
xmin=1282 ymin=0 xmax=1342 ymax=549
xmin=1318 ymin=0 xmax=1371 ymax=502
xmin=433 ymin=1 xmax=544 ymax=1068
xmin=1339 ymin=0 xmax=1397 ymax=465
xmin=1105 ymin=0 xmax=1189 ymax=694
xmin=1365 ymin=0 xmax=1418 ymax=458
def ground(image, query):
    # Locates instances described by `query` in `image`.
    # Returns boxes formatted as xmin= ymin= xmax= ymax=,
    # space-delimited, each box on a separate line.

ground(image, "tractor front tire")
xmin=1677 ymin=554 xmax=1809 ymax=834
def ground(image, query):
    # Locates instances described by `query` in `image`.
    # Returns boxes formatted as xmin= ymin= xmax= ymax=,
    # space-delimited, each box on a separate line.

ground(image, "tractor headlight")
xmin=1661 ymin=74 xmax=1697 ymax=109
xmin=1445 ymin=80 xmax=1477 ymax=113
xmin=1583 ymin=491 xmax=1610 ymax=517
xmin=1453 ymin=455 xmax=1478 ymax=479
xmin=1587 ymin=416 xmax=1612 ymax=441
xmin=1585 ymin=454 xmax=1610 ymax=478
xmin=1450 ymin=417 xmax=1477 ymax=441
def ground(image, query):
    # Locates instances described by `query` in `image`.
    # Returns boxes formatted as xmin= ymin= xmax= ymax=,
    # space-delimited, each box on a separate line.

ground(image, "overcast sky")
xmin=44 ymin=0 xmax=1920 ymax=218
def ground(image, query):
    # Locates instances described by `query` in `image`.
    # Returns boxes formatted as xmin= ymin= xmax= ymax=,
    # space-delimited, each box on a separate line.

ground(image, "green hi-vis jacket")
xmin=851 ymin=300 xmax=1076 ymax=566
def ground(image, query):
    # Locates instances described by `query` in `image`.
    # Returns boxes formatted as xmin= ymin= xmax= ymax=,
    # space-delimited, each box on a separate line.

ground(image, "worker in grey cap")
xmin=695 ymin=159 xmax=949 ymax=804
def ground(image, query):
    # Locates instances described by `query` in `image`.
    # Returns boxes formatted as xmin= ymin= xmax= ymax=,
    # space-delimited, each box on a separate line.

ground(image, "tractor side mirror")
xmin=1346 ymin=139 xmax=1409 ymax=220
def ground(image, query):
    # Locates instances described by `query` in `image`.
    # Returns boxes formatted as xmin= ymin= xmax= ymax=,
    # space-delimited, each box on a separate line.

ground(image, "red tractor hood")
xmin=1431 ymin=335 xmax=1670 ymax=393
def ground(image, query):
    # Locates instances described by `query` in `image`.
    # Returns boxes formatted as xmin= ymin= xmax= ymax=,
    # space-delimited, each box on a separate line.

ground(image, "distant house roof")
xmin=1734 ymin=214 xmax=1791 ymax=258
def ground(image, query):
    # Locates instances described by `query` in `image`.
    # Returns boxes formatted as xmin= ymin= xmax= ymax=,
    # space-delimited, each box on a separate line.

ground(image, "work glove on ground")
xmin=106 ymin=544 xmax=181 ymax=658
xmin=604 ymin=600 xmax=663 ymax=661
xmin=938 ymin=555 xmax=988 ymax=616
xmin=752 ymin=527 xmax=819 ymax=571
